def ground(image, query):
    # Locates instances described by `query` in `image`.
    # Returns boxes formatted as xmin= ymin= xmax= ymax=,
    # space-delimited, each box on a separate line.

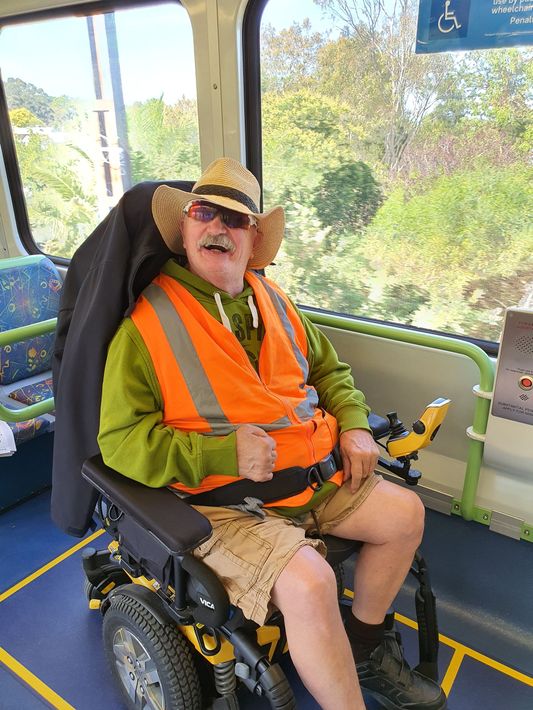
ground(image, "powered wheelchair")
xmin=81 ymin=398 xmax=449 ymax=710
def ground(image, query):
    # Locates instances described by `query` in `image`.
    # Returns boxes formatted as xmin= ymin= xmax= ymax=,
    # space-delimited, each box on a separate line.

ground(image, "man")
xmin=98 ymin=157 xmax=446 ymax=710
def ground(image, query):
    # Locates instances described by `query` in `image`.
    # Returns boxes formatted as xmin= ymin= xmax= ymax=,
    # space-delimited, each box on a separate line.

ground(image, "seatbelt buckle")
xmin=307 ymin=451 xmax=339 ymax=491
xmin=318 ymin=451 xmax=339 ymax=480
xmin=307 ymin=465 xmax=325 ymax=491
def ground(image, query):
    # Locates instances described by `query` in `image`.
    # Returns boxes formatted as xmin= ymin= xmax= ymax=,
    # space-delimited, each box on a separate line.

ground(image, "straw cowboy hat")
xmin=152 ymin=157 xmax=285 ymax=270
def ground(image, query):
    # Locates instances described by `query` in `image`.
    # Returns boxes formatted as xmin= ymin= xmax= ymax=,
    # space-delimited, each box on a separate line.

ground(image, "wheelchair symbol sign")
xmin=429 ymin=0 xmax=470 ymax=40
xmin=438 ymin=1 xmax=461 ymax=33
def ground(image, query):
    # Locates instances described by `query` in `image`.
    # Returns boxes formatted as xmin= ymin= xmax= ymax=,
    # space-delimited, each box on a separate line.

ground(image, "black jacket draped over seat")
xmin=51 ymin=180 xmax=193 ymax=537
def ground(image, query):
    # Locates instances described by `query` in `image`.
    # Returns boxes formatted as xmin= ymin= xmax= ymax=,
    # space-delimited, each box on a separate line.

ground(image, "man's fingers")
xmin=244 ymin=424 xmax=272 ymax=440
xmin=236 ymin=425 xmax=277 ymax=481
xmin=341 ymin=452 xmax=351 ymax=483
xmin=350 ymin=461 xmax=364 ymax=493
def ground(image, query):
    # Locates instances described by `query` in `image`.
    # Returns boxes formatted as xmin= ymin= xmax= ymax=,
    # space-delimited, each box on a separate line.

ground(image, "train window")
xmin=259 ymin=0 xmax=532 ymax=344
xmin=0 ymin=1 xmax=199 ymax=259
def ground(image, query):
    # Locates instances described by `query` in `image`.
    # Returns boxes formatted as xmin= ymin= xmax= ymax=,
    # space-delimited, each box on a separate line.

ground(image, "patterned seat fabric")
xmin=0 ymin=256 xmax=61 ymax=444
xmin=8 ymin=377 xmax=55 ymax=405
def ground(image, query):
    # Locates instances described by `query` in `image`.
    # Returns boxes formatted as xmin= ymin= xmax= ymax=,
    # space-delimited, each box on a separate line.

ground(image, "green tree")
xmin=360 ymin=162 xmax=533 ymax=339
xmin=12 ymin=126 xmax=98 ymax=257
xmin=262 ymin=88 xmax=360 ymax=208
xmin=312 ymin=161 xmax=382 ymax=242
xmin=127 ymin=96 xmax=200 ymax=181
xmin=261 ymin=19 xmax=326 ymax=93
xmin=315 ymin=0 xmax=454 ymax=179
xmin=432 ymin=49 xmax=533 ymax=151
xmin=5 ymin=77 xmax=55 ymax=124
xmin=9 ymin=108 xmax=43 ymax=127
xmin=49 ymin=95 xmax=82 ymax=130
xmin=398 ymin=47 xmax=532 ymax=185
xmin=270 ymin=203 xmax=369 ymax=315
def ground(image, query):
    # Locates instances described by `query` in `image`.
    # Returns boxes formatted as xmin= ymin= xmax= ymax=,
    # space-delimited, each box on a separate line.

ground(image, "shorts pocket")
xmin=194 ymin=521 xmax=272 ymax=603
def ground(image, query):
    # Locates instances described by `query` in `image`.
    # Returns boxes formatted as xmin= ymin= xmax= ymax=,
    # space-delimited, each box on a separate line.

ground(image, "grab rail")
xmin=0 ymin=318 xmax=57 ymax=422
xmin=307 ymin=311 xmax=495 ymax=522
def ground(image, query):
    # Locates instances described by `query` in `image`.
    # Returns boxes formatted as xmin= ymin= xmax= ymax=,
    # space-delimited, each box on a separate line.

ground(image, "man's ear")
xmin=251 ymin=228 xmax=262 ymax=256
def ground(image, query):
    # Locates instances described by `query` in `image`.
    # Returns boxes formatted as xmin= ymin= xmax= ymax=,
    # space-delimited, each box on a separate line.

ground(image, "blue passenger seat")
xmin=0 ymin=255 xmax=61 ymax=446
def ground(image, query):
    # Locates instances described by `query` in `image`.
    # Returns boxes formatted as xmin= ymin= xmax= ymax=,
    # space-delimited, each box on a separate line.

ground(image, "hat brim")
xmin=152 ymin=184 xmax=285 ymax=270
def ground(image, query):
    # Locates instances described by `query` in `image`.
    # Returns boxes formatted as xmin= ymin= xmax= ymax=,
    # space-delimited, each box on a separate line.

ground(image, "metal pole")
xmin=87 ymin=15 xmax=113 ymax=198
xmin=104 ymin=12 xmax=132 ymax=190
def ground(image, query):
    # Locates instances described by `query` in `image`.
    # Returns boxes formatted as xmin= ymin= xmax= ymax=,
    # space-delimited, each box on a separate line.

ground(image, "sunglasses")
xmin=184 ymin=201 xmax=257 ymax=230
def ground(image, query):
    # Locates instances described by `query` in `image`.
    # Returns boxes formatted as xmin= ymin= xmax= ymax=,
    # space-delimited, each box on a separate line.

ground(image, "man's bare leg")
xmin=271 ymin=545 xmax=366 ymax=710
xmin=327 ymin=479 xmax=425 ymax=624
xmin=325 ymin=479 xmax=447 ymax=709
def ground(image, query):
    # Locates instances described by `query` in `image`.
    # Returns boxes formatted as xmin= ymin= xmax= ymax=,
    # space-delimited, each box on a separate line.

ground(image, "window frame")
xmin=242 ymin=0 xmax=500 ymax=355
xmin=0 ymin=0 xmax=183 ymax=264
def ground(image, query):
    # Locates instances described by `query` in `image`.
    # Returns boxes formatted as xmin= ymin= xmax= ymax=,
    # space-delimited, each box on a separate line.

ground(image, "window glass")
xmin=0 ymin=2 xmax=200 ymax=258
xmin=260 ymin=0 xmax=533 ymax=343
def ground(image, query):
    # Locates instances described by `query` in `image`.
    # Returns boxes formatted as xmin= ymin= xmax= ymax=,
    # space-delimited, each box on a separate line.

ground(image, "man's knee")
xmin=273 ymin=545 xmax=337 ymax=614
xmin=394 ymin=488 xmax=425 ymax=544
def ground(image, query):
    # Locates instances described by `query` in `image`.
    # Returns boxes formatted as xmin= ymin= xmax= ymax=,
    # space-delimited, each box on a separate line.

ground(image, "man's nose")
xmin=209 ymin=212 xmax=227 ymax=231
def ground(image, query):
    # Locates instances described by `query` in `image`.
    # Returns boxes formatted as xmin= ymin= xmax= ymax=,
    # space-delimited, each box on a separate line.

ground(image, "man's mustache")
xmin=198 ymin=234 xmax=236 ymax=253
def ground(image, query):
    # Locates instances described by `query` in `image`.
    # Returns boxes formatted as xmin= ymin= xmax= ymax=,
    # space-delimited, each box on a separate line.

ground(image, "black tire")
xmin=103 ymin=594 xmax=202 ymax=710
xmin=84 ymin=578 xmax=98 ymax=601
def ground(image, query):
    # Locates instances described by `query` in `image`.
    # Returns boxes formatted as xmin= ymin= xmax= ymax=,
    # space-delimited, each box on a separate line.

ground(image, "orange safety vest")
xmin=130 ymin=270 xmax=343 ymax=507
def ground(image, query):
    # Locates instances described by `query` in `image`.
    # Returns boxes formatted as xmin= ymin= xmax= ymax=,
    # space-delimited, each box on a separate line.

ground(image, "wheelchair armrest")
xmin=82 ymin=455 xmax=212 ymax=554
xmin=368 ymin=412 xmax=390 ymax=440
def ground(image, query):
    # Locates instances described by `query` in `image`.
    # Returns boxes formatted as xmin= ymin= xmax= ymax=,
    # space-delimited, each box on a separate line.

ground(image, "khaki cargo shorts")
xmin=192 ymin=474 xmax=381 ymax=626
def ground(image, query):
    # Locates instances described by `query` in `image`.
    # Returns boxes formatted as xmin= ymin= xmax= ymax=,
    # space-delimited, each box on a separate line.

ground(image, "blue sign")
xmin=416 ymin=0 xmax=533 ymax=53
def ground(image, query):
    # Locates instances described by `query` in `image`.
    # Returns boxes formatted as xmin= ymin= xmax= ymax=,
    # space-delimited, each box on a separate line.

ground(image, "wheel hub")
xmin=112 ymin=626 xmax=165 ymax=710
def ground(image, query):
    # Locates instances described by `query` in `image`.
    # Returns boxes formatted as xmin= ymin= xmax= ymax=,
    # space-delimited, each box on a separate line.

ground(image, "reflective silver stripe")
xmin=251 ymin=417 xmax=291 ymax=430
xmin=258 ymin=276 xmax=318 ymax=422
xmin=295 ymin=390 xmax=319 ymax=421
xmin=143 ymin=284 xmax=292 ymax=434
xmin=144 ymin=284 xmax=232 ymax=431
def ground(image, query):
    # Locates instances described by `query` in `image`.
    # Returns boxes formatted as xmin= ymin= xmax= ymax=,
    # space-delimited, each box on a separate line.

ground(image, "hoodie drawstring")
xmin=214 ymin=292 xmax=232 ymax=332
xmin=214 ymin=292 xmax=260 ymax=332
xmin=248 ymin=295 xmax=259 ymax=329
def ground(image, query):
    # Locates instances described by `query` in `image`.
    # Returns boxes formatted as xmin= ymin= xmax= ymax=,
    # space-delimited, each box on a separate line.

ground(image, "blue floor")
xmin=1 ymin=491 xmax=532 ymax=709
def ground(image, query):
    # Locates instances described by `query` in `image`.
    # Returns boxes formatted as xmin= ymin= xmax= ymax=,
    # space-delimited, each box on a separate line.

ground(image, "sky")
xmin=0 ymin=0 xmax=328 ymax=105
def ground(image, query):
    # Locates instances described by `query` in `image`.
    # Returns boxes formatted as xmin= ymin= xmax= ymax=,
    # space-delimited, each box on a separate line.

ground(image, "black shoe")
xmin=356 ymin=630 xmax=447 ymax=710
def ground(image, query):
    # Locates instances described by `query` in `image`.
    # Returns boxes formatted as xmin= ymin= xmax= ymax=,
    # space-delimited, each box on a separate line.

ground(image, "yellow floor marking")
xmin=344 ymin=591 xmax=533 ymax=689
xmin=0 ymin=646 xmax=75 ymax=710
xmin=0 ymin=529 xmax=106 ymax=707
xmin=0 ymin=528 xmax=105 ymax=604
xmin=440 ymin=647 xmax=465 ymax=697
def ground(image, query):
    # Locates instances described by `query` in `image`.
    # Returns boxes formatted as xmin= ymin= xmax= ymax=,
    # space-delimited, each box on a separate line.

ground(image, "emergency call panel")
xmin=492 ymin=308 xmax=533 ymax=426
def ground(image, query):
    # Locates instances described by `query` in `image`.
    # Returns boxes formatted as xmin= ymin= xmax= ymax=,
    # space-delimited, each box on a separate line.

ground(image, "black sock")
xmin=344 ymin=611 xmax=386 ymax=662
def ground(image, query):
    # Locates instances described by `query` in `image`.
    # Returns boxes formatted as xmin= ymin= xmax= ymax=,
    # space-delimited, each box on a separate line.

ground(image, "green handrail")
xmin=307 ymin=311 xmax=495 ymax=521
xmin=0 ymin=318 xmax=57 ymax=422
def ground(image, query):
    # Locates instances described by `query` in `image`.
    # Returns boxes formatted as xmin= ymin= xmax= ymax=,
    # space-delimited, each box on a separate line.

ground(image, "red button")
xmin=519 ymin=376 xmax=533 ymax=390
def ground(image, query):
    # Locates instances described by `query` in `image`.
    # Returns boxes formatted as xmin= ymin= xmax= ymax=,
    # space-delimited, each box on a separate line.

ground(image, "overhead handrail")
xmin=307 ymin=311 xmax=495 ymax=522
xmin=0 ymin=318 xmax=57 ymax=422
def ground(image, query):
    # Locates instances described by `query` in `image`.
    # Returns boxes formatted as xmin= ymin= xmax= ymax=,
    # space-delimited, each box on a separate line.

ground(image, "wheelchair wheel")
xmin=103 ymin=594 xmax=202 ymax=710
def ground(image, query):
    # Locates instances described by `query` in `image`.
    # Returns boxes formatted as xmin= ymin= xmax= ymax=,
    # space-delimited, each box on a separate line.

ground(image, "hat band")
xmin=192 ymin=184 xmax=259 ymax=213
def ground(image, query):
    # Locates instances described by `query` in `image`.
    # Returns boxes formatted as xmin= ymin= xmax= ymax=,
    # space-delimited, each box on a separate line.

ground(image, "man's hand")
xmin=339 ymin=428 xmax=379 ymax=493
xmin=236 ymin=424 xmax=277 ymax=481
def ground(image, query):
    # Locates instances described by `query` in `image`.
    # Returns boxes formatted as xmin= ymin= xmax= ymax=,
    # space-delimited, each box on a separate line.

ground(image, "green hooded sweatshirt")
xmin=98 ymin=259 xmax=371 ymax=516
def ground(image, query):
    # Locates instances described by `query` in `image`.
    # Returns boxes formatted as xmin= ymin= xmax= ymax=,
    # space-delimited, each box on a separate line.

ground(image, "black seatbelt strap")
xmin=186 ymin=445 xmax=342 ymax=507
